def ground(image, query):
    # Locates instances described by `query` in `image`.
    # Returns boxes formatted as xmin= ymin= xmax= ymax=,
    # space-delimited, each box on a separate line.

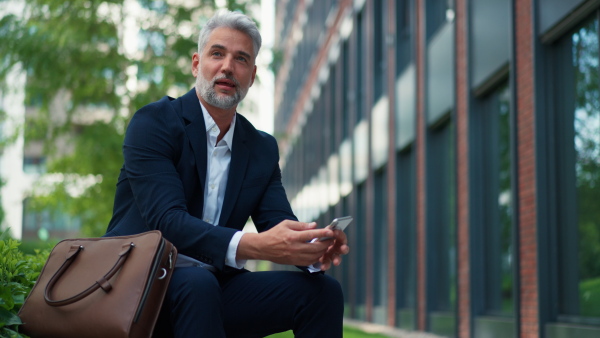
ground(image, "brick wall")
xmin=415 ymin=0 xmax=428 ymax=331
xmin=386 ymin=0 xmax=398 ymax=327
xmin=455 ymin=0 xmax=471 ymax=336
xmin=514 ymin=0 xmax=539 ymax=337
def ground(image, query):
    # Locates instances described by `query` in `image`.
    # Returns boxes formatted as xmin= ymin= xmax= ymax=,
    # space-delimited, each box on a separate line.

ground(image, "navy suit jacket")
xmin=105 ymin=88 xmax=297 ymax=271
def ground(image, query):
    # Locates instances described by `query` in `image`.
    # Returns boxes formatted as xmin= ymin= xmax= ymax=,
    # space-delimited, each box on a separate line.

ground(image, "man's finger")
xmin=300 ymin=229 xmax=334 ymax=242
xmin=340 ymin=244 xmax=350 ymax=255
xmin=285 ymin=221 xmax=317 ymax=231
xmin=333 ymin=229 xmax=348 ymax=245
xmin=333 ymin=253 xmax=343 ymax=266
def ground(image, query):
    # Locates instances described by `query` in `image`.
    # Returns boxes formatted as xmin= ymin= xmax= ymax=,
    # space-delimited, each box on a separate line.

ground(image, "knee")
xmin=160 ymin=268 xmax=225 ymax=336
xmin=298 ymin=274 xmax=344 ymax=324
xmin=168 ymin=267 xmax=220 ymax=303
xmin=318 ymin=274 xmax=344 ymax=306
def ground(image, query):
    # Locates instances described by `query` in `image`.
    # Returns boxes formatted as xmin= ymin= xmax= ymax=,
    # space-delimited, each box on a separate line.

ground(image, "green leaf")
xmin=0 ymin=287 xmax=14 ymax=310
xmin=0 ymin=306 xmax=22 ymax=327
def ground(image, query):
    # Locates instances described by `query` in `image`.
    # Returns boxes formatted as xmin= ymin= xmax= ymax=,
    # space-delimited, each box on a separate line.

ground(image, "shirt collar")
xmin=199 ymin=101 xmax=236 ymax=151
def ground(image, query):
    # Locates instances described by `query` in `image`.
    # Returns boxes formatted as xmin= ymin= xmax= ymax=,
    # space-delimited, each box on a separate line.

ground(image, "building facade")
xmin=0 ymin=64 xmax=29 ymax=240
xmin=272 ymin=0 xmax=600 ymax=337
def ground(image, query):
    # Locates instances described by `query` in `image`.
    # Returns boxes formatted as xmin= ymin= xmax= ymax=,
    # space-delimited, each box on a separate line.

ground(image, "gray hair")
xmin=198 ymin=10 xmax=262 ymax=58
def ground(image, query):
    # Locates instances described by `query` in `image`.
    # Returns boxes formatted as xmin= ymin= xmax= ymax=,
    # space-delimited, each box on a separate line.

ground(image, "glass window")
xmin=477 ymin=84 xmax=513 ymax=316
xmin=373 ymin=0 xmax=387 ymax=101
xmin=23 ymin=156 xmax=47 ymax=174
xmin=342 ymin=40 xmax=350 ymax=139
xmin=316 ymin=85 xmax=327 ymax=164
xmin=354 ymin=182 xmax=368 ymax=320
xmin=556 ymin=15 xmax=600 ymax=321
xmin=426 ymin=0 xmax=454 ymax=41
xmin=356 ymin=11 xmax=364 ymax=123
xmin=373 ymin=167 xmax=388 ymax=323
xmin=339 ymin=195 xmax=352 ymax=310
xmin=396 ymin=0 xmax=414 ymax=74
xmin=427 ymin=120 xmax=456 ymax=312
xmin=396 ymin=148 xmax=417 ymax=329
xmin=306 ymin=104 xmax=321 ymax=179
xmin=22 ymin=198 xmax=82 ymax=237
xmin=329 ymin=64 xmax=337 ymax=153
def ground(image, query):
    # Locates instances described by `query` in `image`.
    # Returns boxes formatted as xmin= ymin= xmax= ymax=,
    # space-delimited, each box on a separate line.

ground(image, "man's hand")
xmin=237 ymin=220 xmax=337 ymax=266
xmin=317 ymin=229 xmax=350 ymax=271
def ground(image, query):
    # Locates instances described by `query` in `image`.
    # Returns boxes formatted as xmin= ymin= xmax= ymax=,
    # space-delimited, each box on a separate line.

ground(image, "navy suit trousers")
xmin=152 ymin=267 xmax=344 ymax=337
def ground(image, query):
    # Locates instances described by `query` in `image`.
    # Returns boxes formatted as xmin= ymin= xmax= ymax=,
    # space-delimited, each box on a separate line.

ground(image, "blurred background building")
xmin=272 ymin=0 xmax=600 ymax=337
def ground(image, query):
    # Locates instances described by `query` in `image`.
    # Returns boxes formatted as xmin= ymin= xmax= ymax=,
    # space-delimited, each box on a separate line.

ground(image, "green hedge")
xmin=0 ymin=230 xmax=49 ymax=338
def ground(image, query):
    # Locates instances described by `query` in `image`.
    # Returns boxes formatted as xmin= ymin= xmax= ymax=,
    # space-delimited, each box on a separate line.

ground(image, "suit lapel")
xmin=177 ymin=91 xmax=249 ymax=229
xmin=219 ymin=115 xmax=249 ymax=228
xmin=178 ymin=89 xmax=208 ymax=206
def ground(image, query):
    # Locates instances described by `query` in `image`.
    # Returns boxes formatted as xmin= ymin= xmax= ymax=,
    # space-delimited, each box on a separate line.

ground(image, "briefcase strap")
xmin=44 ymin=242 xmax=135 ymax=307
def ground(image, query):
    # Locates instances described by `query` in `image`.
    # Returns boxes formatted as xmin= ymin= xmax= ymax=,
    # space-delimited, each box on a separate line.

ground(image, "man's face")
xmin=192 ymin=27 xmax=257 ymax=110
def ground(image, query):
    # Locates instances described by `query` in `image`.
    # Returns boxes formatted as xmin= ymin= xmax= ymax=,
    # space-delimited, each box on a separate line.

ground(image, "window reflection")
xmin=571 ymin=16 xmax=600 ymax=318
xmin=482 ymin=84 xmax=513 ymax=316
xmin=497 ymin=86 xmax=513 ymax=315
xmin=428 ymin=121 xmax=456 ymax=313
xmin=396 ymin=148 xmax=416 ymax=329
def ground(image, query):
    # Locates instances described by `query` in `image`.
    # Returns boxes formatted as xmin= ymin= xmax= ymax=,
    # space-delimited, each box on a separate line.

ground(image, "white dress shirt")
xmin=175 ymin=102 xmax=245 ymax=270
xmin=175 ymin=102 xmax=320 ymax=273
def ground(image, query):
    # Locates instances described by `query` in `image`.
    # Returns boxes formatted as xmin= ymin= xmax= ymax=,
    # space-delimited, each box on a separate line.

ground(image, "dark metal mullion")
xmin=508 ymin=1 xmax=521 ymax=337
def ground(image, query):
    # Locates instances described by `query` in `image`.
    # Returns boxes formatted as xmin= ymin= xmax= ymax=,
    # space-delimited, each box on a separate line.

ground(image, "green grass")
xmin=580 ymin=276 xmax=600 ymax=316
xmin=266 ymin=326 xmax=392 ymax=338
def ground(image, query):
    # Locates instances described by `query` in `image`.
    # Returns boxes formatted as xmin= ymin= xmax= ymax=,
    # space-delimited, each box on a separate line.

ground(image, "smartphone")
xmin=313 ymin=216 xmax=353 ymax=242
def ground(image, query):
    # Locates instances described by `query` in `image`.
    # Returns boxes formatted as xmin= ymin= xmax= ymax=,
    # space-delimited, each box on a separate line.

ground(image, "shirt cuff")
xmin=225 ymin=231 xmax=246 ymax=269
xmin=307 ymin=263 xmax=322 ymax=273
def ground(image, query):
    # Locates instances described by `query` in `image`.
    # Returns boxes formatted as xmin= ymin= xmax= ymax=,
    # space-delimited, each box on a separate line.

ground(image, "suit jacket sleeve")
xmin=249 ymin=134 xmax=298 ymax=231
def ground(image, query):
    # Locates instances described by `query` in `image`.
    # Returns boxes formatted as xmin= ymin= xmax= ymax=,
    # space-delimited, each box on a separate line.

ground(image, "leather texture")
xmin=18 ymin=231 xmax=177 ymax=338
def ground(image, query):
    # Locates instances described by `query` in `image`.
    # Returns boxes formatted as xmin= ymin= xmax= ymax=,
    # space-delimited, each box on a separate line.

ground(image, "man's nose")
xmin=220 ymin=56 xmax=234 ymax=74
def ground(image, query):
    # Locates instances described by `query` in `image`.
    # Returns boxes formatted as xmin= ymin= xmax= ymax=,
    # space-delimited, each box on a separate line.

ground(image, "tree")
xmin=0 ymin=0 xmax=258 ymax=236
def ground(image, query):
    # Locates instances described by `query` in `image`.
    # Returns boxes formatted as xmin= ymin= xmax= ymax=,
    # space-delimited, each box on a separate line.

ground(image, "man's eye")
xmin=237 ymin=56 xmax=247 ymax=62
xmin=212 ymin=51 xmax=223 ymax=57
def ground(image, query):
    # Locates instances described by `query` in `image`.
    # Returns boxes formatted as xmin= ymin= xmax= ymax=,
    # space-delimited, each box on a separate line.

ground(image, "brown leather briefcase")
xmin=18 ymin=230 xmax=177 ymax=338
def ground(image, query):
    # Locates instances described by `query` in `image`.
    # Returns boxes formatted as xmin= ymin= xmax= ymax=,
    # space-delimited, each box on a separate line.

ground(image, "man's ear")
xmin=191 ymin=53 xmax=200 ymax=77
xmin=250 ymin=65 xmax=257 ymax=87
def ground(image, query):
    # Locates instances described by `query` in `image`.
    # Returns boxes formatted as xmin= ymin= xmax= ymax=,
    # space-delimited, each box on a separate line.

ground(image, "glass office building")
xmin=272 ymin=0 xmax=600 ymax=337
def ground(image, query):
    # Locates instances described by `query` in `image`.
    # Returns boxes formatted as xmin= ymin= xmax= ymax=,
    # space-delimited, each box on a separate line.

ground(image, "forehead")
xmin=204 ymin=27 xmax=254 ymax=56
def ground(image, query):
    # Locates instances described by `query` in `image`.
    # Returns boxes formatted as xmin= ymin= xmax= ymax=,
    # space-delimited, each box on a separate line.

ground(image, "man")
xmin=105 ymin=10 xmax=349 ymax=338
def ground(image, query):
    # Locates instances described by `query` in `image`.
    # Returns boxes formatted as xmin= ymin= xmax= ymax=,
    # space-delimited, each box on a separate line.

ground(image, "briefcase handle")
xmin=44 ymin=242 xmax=135 ymax=307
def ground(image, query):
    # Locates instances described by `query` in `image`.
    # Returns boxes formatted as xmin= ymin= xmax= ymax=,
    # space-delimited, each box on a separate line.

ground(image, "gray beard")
xmin=196 ymin=74 xmax=249 ymax=110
